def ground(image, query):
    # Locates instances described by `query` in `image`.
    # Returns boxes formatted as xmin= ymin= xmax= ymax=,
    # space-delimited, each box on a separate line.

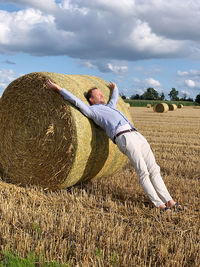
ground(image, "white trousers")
xmin=116 ymin=131 xmax=172 ymax=207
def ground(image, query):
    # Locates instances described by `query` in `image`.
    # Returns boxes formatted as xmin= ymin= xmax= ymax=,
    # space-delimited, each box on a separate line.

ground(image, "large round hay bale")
xmin=0 ymin=72 xmax=132 ymax=190
xmin=153 ymin=103 xmax=169 ymax=113
xmin=169 ymin=104 xmax=177 ymax=111
xmin=153 ymin=103 xmax=157 ymax=112
xmin=178 ymin=104 xmax=183 ymax=109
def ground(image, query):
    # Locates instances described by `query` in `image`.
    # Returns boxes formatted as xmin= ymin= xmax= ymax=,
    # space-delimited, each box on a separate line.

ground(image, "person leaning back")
xmin=46 ymin=79 xmax=185 ymax=213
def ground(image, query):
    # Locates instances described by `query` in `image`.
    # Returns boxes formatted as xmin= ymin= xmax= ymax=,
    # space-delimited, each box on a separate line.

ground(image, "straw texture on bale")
xmin=0 ymin=72 xmax=132 ymax=190
xmin=125 ymin=102 xmax=130 ymax=109
xmin=178 ymin=104 xmax=184 ymax=108
xmin=153 ymin=104 xmax=157 ymax=112
xmin=153 ymin=103 xmax=169 ymax=113
xmin=147 ymin=104 xmax=151 ymax=108
xmin=169 ymin=104 xmax=177 ymax=111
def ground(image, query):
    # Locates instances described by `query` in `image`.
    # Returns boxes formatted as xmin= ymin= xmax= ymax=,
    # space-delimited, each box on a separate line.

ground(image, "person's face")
xmin=89 ymin=89 xmax=105 ymax=105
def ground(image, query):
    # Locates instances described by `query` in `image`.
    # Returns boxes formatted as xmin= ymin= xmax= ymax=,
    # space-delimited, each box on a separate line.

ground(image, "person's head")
xmin=86 ymin=87 xmax=105 ymax=105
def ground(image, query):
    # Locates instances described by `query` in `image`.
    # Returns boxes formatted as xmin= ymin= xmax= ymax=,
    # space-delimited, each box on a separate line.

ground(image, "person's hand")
xmin=109 ymin=81 xmax=116 ymax=90
xmin=46 ymin=79 xmax=62 ymax=92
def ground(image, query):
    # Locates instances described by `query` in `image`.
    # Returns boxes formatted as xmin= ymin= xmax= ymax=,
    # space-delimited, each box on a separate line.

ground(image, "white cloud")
xmin=131 ymin=76 xmax=163 ymax=96
xmin=176 ymin=69 xmax=200 ymax=89
xmin=181 ymin=90 xmax=190 ymax=96
xmin=0 ymin=8 xmax=77 ymax=56
xmin=185 ymin=79 xmax=195 ymax=88
xmin=0 ymin=0 xmax=200 ymax=71
xmin=144 ymin=78 xmax=161 ymax=88
xmin=0 ymin=0 xmax=199 ymax=62
xmin=178 ymin=69 xmax=200 ymax=77
xmin=175 ymin=68 xmax=200 ymax=98
xmin=74 ymin=0 xmax=135 ymax=17
xmin=0 ymin=0 xmax=57 ymax=12
xmin=132 ymin=76 xmax=162 ymax=89
xmin=136 ymin=0 xmax=200 ymax=42
xmin=0 ymin=69 xmax=21 ymax=95
xmin=189 ymin=69 xmax=200 ymax=76
xmin=177 ymin=71 xmax=189 ymax=76
xmin=136 ymin=88 xmax=145 ymax=95
xmin=127 ymin=19 xmax=182 ymax=57
xmin=132 ymin=77 xmax=140 ymax=83
xmin=81 ymin=61 xmax=96 ymax=69
xmin=80 ymin=60 xmax=128 ymax=75
xmin=107 ymin=63 xmax=128 ymax=75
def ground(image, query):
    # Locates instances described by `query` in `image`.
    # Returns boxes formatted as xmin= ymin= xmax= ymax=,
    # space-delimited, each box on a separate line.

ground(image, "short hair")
xmin=86 ymin=87 xmax=98 ymax=104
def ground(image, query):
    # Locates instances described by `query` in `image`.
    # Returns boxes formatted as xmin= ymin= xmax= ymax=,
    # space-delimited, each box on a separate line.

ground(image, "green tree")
xmin=121 ymin=95 xmax=126 ymax=99
xmin=168 ymin=88 xmax=179 ymax=100
xmin=160 ymin=92 xmax=165 ymax=100
xmin=195 ymin=93 xmax=200 ymax=104
xmin=142 ymin=88 xmax=159 ymax=100
xmin=130 ymin=94 xmax=140 ymax=100
xmin=182 ymin=92 xmax=187 ymax=100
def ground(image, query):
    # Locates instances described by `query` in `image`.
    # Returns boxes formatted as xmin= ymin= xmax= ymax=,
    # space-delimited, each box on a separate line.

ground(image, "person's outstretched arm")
xmin=107 ymin=81 xmax=119 ymax=108
xmin=46 ymin=80 xmax=93 ymax=118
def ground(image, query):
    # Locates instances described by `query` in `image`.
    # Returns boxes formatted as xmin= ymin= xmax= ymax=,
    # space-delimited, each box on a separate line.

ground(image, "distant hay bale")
xmin=0 ymin=72 xmax=132 ymax=190
xmin=178 ymin=104 xmax=184 ymax=109
xmin=147 ymin=104 xmax=151 ymax=108
xmin=153 ymin=103 xmax=169 ymax=113
xmin=169 ymin=104 xmax=177 ymax=111
xmin=153 ymin=104 xmax=157 ymax=112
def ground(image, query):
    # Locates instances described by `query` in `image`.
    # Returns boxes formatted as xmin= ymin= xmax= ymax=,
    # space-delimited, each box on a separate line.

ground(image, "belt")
xmin=113 ymin=128 xmax=136 ymax=144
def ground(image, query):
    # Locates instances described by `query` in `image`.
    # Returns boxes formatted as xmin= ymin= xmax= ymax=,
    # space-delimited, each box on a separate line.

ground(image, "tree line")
xmin=121 ymin=87 xmax=200 ymax=104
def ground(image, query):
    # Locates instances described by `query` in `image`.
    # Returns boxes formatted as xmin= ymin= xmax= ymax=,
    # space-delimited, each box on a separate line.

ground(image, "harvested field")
xmin=0 ymin=106 xmax=200 ymax=266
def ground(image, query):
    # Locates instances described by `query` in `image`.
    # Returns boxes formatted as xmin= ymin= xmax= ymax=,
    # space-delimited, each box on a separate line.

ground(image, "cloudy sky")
xmin=0 ymin=0 xmax=200 ymax=99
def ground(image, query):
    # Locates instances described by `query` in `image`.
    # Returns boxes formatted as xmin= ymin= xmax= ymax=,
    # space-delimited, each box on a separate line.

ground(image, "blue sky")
xmin=0 ymin=0 xmax=200 ymax=100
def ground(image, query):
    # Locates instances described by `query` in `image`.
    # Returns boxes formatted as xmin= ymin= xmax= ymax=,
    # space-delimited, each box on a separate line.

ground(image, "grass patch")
xmin=0 ymin=250 xmax=70 ymax=267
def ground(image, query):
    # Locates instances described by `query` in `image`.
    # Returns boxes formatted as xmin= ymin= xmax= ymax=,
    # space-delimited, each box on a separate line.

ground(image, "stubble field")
xmin=0 ymin=106 xmax=200 ymax=266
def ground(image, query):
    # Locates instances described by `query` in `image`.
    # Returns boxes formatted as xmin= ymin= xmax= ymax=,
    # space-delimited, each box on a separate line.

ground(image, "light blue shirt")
xmin=60 ymin=87 xmax=134 ymax=142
